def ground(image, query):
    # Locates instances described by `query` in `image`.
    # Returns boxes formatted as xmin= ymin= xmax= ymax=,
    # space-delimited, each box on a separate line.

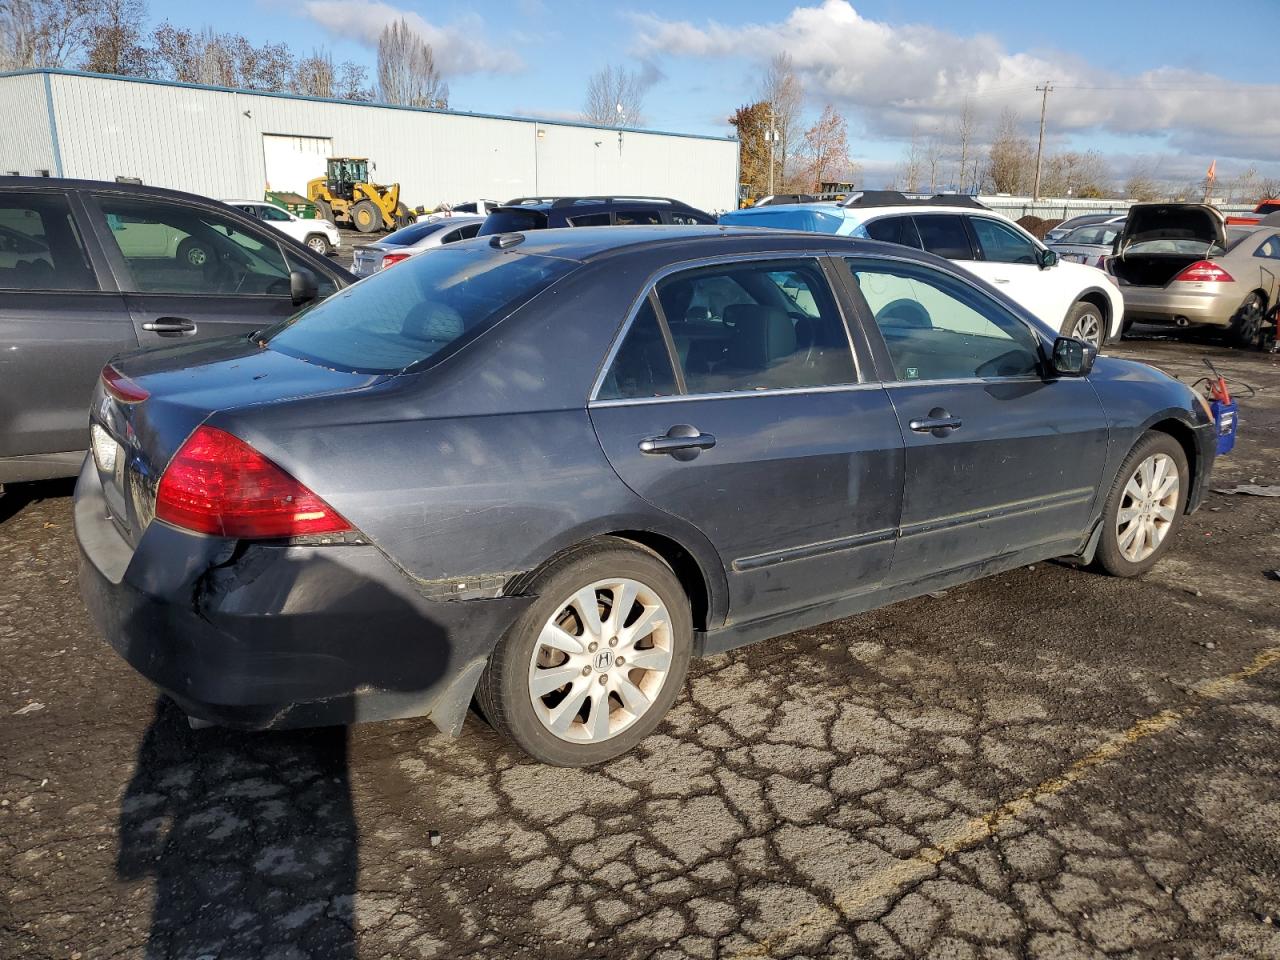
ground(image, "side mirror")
xmin=289 ymin=268 xmax=319 ymax=306
xmin=1051 ymin=336 xmax=1095 ymax=377
xmin=1037 ymin=248 xmax=1059 ymax=270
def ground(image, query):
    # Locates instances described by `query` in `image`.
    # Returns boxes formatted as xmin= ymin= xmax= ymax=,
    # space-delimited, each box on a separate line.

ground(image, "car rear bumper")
xmin=74 ymin=460 xmax=533 ymax=733
xmin=1120 ymin=285 xmax=1236 ymax=327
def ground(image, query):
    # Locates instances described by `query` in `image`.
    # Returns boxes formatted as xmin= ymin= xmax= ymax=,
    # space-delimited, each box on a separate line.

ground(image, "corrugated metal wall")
xmin=0 ymin=74 xmax=57 ymax=176
xmin=0 ymin=72 xmax=738 ymax=212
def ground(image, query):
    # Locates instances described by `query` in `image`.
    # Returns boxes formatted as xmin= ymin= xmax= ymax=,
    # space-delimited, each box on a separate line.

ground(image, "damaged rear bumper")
xmin=74 ymin=459 xmax=533 ymax=733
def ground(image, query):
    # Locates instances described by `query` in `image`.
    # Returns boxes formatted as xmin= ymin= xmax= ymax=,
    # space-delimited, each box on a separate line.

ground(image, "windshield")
xmin=1062 ymin=224 xmax=1122 ymax=246
xmin=265 ymin=247 xmax=575 ymax=373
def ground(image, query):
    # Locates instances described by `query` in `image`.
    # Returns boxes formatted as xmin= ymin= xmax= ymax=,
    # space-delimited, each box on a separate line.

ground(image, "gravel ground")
xmin=2 ymin=335 xmax=1279 ymax=959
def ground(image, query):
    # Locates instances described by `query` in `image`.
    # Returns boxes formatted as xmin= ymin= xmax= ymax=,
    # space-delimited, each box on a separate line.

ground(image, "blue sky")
xmin=159 ymin=0 xmax=1280 ymax=183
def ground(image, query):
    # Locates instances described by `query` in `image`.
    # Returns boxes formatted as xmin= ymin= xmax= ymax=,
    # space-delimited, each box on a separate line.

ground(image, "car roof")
xmin=471 ymin=223 xmax=918 ymax=264
xmin=0 ymin=176 xmax=243 ymax=206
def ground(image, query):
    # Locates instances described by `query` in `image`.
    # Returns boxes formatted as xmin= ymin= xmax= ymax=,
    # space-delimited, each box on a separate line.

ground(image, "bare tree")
xmin=335 ymin=60 xmax=374 ymax=102
xmin=899 ymin=127 xmax=922 ymax=193
xmin=1 ymin=0 xmax=98 ymax=69
xmin=294 ymin=47 xmax=335 ymax=98
xmin=377 ymin=17 xmax=448 ymax=108
xmin=1260 ymin=177 xmax=1280 ymax=201
xmin=80 ymin=0 xmax=151 ymax=75
xmin=924 ymin=128 xmax=944 ymax=193
xmin=582 ymin=64 xmax=647 ymax=127
xmin=986 ymin=109 xmax=1034 ymax=194
xmin=797 ymin=104 xmax=851 ymax=190
xmin=759 ymin=52 xmax=804 ymax=191
xmin=1229 ymin=164 xmax=1260 ymax=203
xmin=1124 ymin=159 xmax=1163 ymax=201
xmin=950 ymin=98 xmax=976 ymax=194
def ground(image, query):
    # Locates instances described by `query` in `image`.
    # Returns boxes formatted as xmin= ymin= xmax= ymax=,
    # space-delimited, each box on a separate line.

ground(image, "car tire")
xmin=1062 ymin=300 xmax=1104 ymax=350
xmin=475 ymin=538 xmax=693 ymax=766
xmin=304 ymin=233 xmax=331 ymax=255
xmin=1227 ymin=293 xmax=1265 ymax=349
xmin=352 ymin=200 xmax=381 ymax=233
xmin=176 ymin=237 xmax=212 ymax=270
xmin=1093 ymin=432 xmax=1189 ymax=578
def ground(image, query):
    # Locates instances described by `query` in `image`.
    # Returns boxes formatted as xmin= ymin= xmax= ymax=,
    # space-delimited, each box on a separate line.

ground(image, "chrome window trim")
xmin=588 ymin=249 xmax=865 ymax=403
xmin=591 ymin=382 xmax=886 ymax=408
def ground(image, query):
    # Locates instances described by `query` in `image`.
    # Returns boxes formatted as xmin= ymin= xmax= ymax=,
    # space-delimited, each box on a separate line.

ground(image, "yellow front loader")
xmin=306 ymin=158 xmax=415 ymax=233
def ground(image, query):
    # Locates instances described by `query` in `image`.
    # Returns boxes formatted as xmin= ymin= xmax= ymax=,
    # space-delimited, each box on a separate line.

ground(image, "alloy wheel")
xmin=527 ymin=578 xmax=673 ymax=743
xmin=1116 ymin=453 xmax=1179 ymax=563
xmin=307 ymin=237 xmax=327 ymax=253
xmin=1071 ymin=310 xmax=1102 ymax=348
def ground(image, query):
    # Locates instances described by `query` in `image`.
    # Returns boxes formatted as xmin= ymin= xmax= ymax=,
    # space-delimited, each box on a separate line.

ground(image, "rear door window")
xmin=0 ymin=192 xmax=98 ymax=291
xmin=655 ymin=259 xmax=855 ymax=393
xmin=863 ymin=215 xmax=922 ymax=248
xmin=597 ymin=298 xmax=677 ymax=400
xmin=569 ymin=213 xmax=611 ymax=226
xmin=914 ymin=215 xmax=974 ymax=260
xmin=95 ymin=195 xmax=292 ymax=296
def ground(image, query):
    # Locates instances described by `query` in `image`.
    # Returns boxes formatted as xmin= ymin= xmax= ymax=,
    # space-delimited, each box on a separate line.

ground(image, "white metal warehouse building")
xmin=0 ymin=69 xmax=740 ymax=213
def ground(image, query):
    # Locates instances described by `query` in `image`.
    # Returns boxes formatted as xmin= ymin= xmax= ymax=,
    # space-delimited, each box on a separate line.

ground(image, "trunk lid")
xmin=1111 ymin=204 xmax=1227 ymax=288
xmin=90 ymin=338 xmax=387 ymax=547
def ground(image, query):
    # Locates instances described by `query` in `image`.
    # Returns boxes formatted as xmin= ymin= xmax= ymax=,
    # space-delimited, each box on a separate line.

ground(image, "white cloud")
xmin=630 ymin=0 xmax=1280 ymax=165
xmin=302 ymin=0 xmax=524 ymax=76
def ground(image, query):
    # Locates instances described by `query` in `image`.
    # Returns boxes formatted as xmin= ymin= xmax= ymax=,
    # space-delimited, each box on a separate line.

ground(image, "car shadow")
xmin=112 ymin=549 xmax=454 ymax=958
xmin=117 ymin=699 xmax=357 ymax=959
xmin=0 ymin=477 xmax=75 ymax=525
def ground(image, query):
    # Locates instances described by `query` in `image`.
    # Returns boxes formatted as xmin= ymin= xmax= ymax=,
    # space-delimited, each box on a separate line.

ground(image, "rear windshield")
xmin=479 ymin=208 xmax=548 ymax=235
xmin=265 ymin=247 xmax=574 ymax=373
xmin=1126 ymin=238 xmax=1225 ymax=256
xmin=382 ymin=221 xmax=450 ymax=246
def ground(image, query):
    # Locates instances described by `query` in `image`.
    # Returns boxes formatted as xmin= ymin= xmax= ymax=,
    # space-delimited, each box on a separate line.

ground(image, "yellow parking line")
xmin=732 ymin=645 xmax=1280 ymax=958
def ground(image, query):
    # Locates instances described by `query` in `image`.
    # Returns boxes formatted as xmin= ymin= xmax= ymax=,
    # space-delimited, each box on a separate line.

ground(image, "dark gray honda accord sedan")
xmin=76 ymin=225 xmax=1218 ymax=766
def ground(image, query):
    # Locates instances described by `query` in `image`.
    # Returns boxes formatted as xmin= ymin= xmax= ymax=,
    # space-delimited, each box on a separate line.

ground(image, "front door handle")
xmin=639 ymin=424 xmax=716 ymax=461
xmin=991 ymin=277 xmax=1010 ymax=284
xmin=909 ymin=407 xmax=963 ymax=437
xmin=141 ymin=317 xmax=197 ymax=335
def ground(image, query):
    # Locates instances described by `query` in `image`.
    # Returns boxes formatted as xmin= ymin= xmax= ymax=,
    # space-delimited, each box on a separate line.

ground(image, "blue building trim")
xmin=0 ymin=68 xmax=736 ymax=144
xmin=41 ymin=71 xmax=64 ymax=176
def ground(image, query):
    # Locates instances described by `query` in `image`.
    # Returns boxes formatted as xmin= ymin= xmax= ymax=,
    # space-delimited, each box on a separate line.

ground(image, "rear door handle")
xmin=141 ymin=317 xmax=197 ymax=335
xmin=909 ymin=408 xmax=962 ymax=436
xmin=639 ymin=424 xmax=716 ymax=460
xmin=991 ymin=277 xmax=1010 ymax=284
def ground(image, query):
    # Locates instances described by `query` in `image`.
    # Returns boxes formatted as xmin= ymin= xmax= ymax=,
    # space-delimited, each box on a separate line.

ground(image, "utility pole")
xmin=766 ymin=107 xmax=778 ymax=196
xmin=1032 ymin=81 xmax=1053 ymax=201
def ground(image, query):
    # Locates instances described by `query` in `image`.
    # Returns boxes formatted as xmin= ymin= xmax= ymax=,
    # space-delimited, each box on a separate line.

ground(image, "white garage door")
xmin=262 ymin=135 xmax=333 ymax=194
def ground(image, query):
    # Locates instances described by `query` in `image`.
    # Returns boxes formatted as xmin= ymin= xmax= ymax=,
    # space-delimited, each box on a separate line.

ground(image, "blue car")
xmin=76 ymin=225 xmax=1215 ymax=766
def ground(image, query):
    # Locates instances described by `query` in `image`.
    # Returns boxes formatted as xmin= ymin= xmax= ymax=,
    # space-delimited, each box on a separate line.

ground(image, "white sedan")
xmin=224 ymin=200 xmax=341 ymax=256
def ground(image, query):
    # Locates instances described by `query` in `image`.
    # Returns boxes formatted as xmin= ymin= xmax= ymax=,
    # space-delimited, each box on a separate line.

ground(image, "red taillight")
xmin=381 ymin=252 xmax=411 ymax=269
xmin=101 ymin=364 xmax=149 ymax=403
xmin=1174 ymin=260 xmax=1234 ymax=283
xmin=155 ymin=425 xmax=352 ymax=539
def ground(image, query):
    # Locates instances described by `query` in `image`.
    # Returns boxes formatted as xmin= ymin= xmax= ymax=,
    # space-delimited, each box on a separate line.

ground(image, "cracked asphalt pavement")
xmin=3 ymin=336 xmax=1280 ymax=959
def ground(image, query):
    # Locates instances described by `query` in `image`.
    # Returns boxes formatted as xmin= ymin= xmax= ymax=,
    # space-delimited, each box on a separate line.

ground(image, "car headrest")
xmin=876 ymin=298 xmax=932 ymax=329
xmin=725 ymin=304 xmax=796 ymax=368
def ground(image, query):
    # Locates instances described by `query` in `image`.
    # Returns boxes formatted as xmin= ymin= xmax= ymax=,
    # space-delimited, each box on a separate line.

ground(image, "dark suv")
xmin=0 ymin=177 xmax=353 ymax=491
xmin=478 ymin=196 xmax=715 ymax=235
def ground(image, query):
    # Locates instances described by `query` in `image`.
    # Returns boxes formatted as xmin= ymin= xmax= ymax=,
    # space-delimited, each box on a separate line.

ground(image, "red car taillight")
xmin=101 ymin=363 xmax=149 ymax=403
xmin=381 ymin=252 xmax=411 ymax=269
xmin=1174 ymin=260 xmax=1234 ymax=283
xmin=155 ymin=425 xmax=352 ymax=539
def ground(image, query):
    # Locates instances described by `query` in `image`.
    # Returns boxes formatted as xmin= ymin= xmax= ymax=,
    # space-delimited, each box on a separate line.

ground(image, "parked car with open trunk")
xmin=1107 ymin=203 xmax=1279 ymax=346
